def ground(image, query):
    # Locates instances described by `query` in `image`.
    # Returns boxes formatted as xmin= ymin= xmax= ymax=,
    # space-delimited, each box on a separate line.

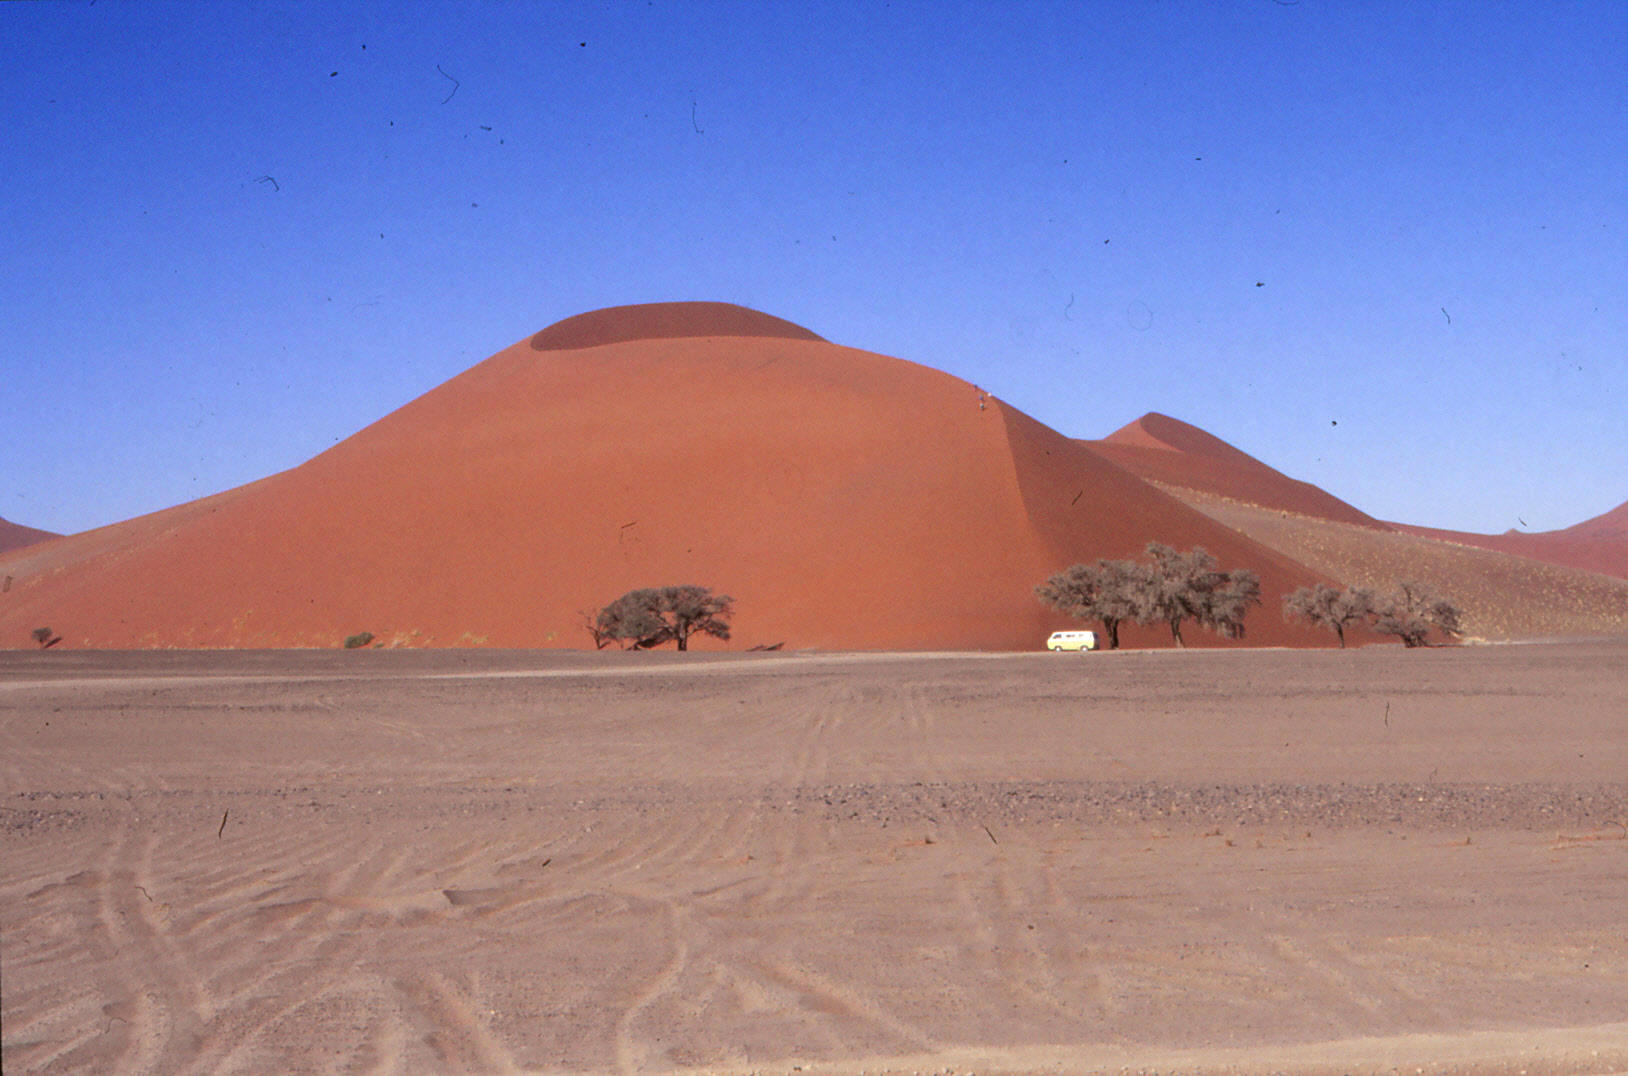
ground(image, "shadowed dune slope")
xmin=528 ymin=300 xmax=826 ymax=351
xmin=0 ymin=517 xmax=61 ymax=555
xmin=0 ymin=306 xmax=1335 ymax=650
xmin=1089 ymin=413 xmax=1386 ymax=529
xmin=1392 ymin=499 xmax=1628 ymax=581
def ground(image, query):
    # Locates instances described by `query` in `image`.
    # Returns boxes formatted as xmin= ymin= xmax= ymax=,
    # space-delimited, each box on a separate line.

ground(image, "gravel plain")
xmin=3 ymin=641 xmax=1626 ymax=1074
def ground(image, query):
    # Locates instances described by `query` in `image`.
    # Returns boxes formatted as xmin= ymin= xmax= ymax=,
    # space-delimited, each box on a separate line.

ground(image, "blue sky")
xmin=5 ymin=1 xmax=1624 ymax=537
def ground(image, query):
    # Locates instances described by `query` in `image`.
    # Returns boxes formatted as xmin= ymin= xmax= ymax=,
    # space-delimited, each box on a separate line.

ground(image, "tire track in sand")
xmin=88 ymin=810 xmax=208 ymax=1074
xmin=611 ymin=896 xmax=691 ymax=1074
xmin=395 ymin=969 xmax=520 ymax=1074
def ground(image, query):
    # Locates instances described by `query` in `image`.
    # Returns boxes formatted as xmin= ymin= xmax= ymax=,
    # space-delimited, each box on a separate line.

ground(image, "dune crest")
xmin=1561 ymin=500 xmax=1628 ymax=541
xmin=529 ymin=301 xmax=826 ymax=352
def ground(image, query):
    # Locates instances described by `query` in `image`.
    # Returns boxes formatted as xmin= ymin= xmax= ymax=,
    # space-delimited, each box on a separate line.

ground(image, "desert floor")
xmin=3 ymin=641 xmax=1626 ymax=1075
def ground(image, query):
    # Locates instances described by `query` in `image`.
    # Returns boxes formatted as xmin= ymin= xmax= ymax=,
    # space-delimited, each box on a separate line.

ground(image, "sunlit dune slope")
xmin=0 ymin=517 xmax=61 ymax=555
xmin=1088 ymin=412 xmax=1386 ymax=529
xmin=0 ymin=303 xmax=1334 ymax=650
xmin=1392 ymin=500 xmax=1628 ymax=581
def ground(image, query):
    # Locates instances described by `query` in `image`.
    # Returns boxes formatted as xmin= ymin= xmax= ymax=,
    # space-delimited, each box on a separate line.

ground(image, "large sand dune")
xmin=4 ymin=645 xmax=1625 ymax=1073
xmin=3 ymin=302 xmax=1622 ymax=650
xmin=0 ymin=304 xmax=1334 ymax=651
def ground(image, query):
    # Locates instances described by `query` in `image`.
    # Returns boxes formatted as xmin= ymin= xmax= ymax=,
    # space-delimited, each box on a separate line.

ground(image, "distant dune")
xmin=0 ymin=517 xmax=60 ymax=555
xmin=1562 ymin=500 xmax=1628 ymax=541
xmin=2 ymin=303 xmax=1622 ymax=650
xmin=1088 ymin=413 xmax=1386 ymax=529
xmin=1090 ymin=414 xmax=1627 ymax=585
xmin=1392 ymin=500 xmax=1628 ymax=581
xmin=0 ymin=303 xmax=1331 ymax=650
xmin=1179 ymin=493 xmax=1628 ymax=642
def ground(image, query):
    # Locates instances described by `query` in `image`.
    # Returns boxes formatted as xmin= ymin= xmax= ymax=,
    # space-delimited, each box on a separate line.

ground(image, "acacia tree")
xmin=1197 ymin=567 xmax=1263 ymax=640
xmin=1037 ymin=544 xmax=1260 ymax=648
xmin=1282 ymin=584 xmax=1375 ymax=647
xmin=594 ymin=590 xmax=666 ymax=649
xmin=1370 ymin=580 xmax=1461 ymax=648
xmin=662 ymin=585 xmax=735 ymax=650
xmin=594 ymin=585 xmax=734 ymax=651
xmin=1034 ymin=558 xmax=1143 ymax=649
xmin=1134 ymin=544 xmax=1260 ymax=646
xmin=579 ymin=609 xmax=616 ymax=650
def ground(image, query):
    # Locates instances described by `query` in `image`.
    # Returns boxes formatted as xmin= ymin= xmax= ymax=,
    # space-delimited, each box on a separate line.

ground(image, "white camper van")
xmin=1046 ymin=630 xmax=1097 ymax=652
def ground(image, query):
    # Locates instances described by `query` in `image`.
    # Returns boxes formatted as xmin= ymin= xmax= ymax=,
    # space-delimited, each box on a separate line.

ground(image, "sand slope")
xmin=0 ymin=518 xmax=60 ymax=556
xmin=1088 ymin=413 xmax=1387 ymax=529
xmin=1564 ymin=500 xmax=1628 ymax=541
xmin=1393 ymin=500 xmax=1628 ymax=581
xmin=1181 ymin=493 xmax=1628 ymax=641
xmin=1085 ymin=415 xmax=1627 ymax=629
xmin=0 ymin=304 xmax=1334 ymax=651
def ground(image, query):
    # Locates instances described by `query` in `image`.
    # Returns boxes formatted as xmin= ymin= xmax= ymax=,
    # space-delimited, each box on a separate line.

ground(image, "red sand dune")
xmin=1393 ymin=499 xmax=1628 ymax=581
xmin=1561 ymin=500 xmax=1628 ymax=541
xmin=1089 ymin=412 xmax=1387 ymax=529
xmin=0 ymin=517 xmax=60 ymax=555
xmin=0 ymin=302 xmax=1335 ymax=651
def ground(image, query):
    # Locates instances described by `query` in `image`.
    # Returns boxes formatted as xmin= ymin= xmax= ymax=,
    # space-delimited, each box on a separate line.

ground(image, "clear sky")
xmin=5 ymin=1 xmax=1624 ymax=537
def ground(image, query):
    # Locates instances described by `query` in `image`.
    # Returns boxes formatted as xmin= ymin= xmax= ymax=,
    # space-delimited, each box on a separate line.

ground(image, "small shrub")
xmin=31 ymin=627 xmax=62 ymax=649
xmin=343 ymin=632 xmax=376 ymax=649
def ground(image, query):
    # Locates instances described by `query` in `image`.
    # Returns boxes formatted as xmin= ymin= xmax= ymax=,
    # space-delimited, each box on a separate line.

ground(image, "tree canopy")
xmin=1138 ymin=543 xmax=1261 ymax=646
xmin=1282 ymin=581 xmax=1460 ymax=648
xmin=1037 ymin=543 xmax=1261 ymax=648
xmin=1282 ymin=583 xmax=1375 ymax=647
xmin=594 ymin=585 xmax=734 ymax=651
xmin=1369 ymin=580 xmax=1462 ymax=647
xmin=1034 ymin=558 xmax=1141 ymax=649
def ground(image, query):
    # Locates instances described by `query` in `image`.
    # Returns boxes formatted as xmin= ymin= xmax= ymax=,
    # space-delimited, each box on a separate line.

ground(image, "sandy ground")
xmin=3 ymin=642 xmax=1626 ymax=1075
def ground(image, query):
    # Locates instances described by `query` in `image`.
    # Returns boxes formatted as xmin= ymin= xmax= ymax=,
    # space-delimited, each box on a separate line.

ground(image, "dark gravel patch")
xmin=780 ymin=779 xmax=1628 ymax=831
